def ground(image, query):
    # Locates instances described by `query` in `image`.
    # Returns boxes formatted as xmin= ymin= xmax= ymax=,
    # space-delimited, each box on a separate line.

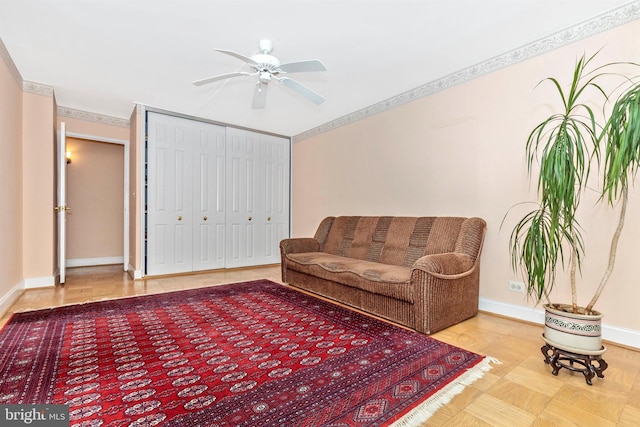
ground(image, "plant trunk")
xmin=570 ymin=231 xmax=579 ymax=313
xmin=585 ymin=186 xmax=628 ymax=312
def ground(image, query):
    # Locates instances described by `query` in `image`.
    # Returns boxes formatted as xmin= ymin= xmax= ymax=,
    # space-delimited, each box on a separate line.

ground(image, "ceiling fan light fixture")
xmin=259 ymin=72 xmax=272 ymax=84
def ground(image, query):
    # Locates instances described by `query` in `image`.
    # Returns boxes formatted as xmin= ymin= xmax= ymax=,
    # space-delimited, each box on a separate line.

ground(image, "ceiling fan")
xmin=193 ymin=39 xmax=327 ymax=109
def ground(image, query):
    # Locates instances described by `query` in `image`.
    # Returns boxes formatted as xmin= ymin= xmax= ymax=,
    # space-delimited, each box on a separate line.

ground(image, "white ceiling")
xmin=0 ymin=1 xmax=636 ymax=137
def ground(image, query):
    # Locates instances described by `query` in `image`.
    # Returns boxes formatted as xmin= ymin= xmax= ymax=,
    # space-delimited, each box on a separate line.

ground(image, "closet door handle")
xmin=203 ymin=216 xmax=208 ymax=221
xmin=267 ymin=217 xmax=271 ymax=221
xmin=248 ymin=216 xmax=253 ymax=221
xmin=178 ymin=216 xmax=182 ymax=221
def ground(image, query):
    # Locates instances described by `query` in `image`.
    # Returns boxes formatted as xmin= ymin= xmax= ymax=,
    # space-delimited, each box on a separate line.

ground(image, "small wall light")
xmin=66 ymin=151 xmax=72 ymax=164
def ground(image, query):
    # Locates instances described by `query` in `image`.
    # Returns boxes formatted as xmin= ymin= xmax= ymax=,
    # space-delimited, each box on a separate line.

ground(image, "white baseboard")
xmin=128 ymin=264 xmax=143 ymax=280
xmin=0 ymin=281 xmax=25 ymax=318
xmin=24 ymin=276 xmax=55 ymax=289
xmin=479 ymin=298 xmax=545 ymax=324
xmin=479 ymin=297 xmax=640 ymax=350
xmin=66 ymin=256 xmax=124 ymax=268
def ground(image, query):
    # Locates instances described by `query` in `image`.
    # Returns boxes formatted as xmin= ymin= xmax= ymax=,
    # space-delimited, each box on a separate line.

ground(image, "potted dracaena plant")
xmin=508 ymin=51 xmax=640 ymax=354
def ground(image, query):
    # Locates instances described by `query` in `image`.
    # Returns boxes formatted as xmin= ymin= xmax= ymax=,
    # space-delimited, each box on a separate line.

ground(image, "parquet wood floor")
xmin=1 ymin=264 xmax=638 ymax=426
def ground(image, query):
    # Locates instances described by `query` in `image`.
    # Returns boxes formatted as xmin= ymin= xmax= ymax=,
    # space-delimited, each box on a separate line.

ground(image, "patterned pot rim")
xmin=543 ymin=303 xmax=602 ymax=319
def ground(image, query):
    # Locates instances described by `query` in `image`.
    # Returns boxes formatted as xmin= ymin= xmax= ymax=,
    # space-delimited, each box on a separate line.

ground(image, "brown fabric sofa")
xmin=280 ymin=216 xmax=487 ymax=334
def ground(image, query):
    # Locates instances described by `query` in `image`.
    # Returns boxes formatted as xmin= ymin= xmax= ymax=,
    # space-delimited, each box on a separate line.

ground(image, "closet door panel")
xmin=192 ymin=123 xmax=226 ymax=271
xmin=225 ymin=128 xmax=289 ymax=268
xmin=225 ymin=129 xmax=263 ymax=268
xmin=146 ymin=113 xmax=193 ymax=275
xmin=261 ymin=134 xmax=290 ymax=264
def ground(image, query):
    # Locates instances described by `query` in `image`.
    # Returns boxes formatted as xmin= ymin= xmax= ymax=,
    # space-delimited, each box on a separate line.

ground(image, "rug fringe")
xmin=390 ymin=356 xmax=501 ymax=427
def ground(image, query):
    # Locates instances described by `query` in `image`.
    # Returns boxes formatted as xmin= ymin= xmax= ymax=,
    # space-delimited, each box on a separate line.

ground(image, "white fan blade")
xmin=192 ymin=72 xmax=253 ymax=86
xmin=279 ymin=60 xmax=327 ymax=73
xmin=214 ymin=49 xmax=259 ymax=67
xmin=280 ymin=77 xmax=325 ymax=105
xmin=252 ymin=82 xmax=268 ymax=109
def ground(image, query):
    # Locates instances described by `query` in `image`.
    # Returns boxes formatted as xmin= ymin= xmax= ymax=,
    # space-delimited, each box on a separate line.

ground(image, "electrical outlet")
xmin=508 ymin=280 xmax=525 ymax=293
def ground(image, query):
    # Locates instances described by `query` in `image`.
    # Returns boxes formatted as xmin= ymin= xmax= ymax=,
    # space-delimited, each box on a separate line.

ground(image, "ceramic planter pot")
xmin=543 ymin=303 xmax=604 ymax=353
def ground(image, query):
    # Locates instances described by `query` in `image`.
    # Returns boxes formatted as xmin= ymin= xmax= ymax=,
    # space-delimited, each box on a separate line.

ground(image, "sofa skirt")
xmin=284 ymin=270 xmax=416 ymax=331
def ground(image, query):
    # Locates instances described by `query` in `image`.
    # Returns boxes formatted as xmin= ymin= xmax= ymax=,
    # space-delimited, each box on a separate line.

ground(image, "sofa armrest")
xmin=280 ymin=238 xmax=321 ymax=255
xmin=412 ymin=253 xmax=475 ymax=279
xmin=280 ymin=238 xmax=321 ymax=284
xmin=411 ymin=253 xmax=481 ymax=334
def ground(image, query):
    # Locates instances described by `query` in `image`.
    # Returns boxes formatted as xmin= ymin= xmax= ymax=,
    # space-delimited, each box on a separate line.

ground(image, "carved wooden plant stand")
xmin=541 ymin=342 xmax=608 ymax=385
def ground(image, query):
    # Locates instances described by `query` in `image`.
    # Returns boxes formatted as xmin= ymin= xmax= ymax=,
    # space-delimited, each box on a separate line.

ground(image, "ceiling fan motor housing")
xmin=251 ymin=53 xmax=280 ymax=73
xmin=258 ymin=39 xmax=274 ymax=54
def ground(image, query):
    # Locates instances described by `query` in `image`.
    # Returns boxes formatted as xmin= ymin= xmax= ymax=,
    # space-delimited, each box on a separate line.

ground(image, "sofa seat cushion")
xmin=285 ymin=252 xmax=413 ymax=303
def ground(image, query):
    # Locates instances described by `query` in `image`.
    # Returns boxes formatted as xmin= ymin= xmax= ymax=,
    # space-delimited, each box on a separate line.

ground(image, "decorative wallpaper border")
xmin=0 ymin=37 xmax=22 ymax=87
xmin=57 ymin=106 xmax=130 ymax=128
xmin=292 ymin=0 xmax=640 ymax=143
xmin=1 ymin=39 xmax=55 ymax=97
xmin=23 ymin=81 xmax=54 ymax=97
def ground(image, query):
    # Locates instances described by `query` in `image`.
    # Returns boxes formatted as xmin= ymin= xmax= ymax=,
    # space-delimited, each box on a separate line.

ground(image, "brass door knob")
xmin=267 ymin=217 xmax=271 ymax=221
xmin=203 ymin=216 xmax=208 ymax=221
xmin=178 ymin=216 xmax=182 ymax=221
xmin=248 ymin=216 xmax=253 ymax=221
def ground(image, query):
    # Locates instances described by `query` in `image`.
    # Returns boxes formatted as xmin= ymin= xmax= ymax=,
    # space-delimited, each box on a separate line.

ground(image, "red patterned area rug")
xmin=0 ymin=280 xmax=495 ymax=426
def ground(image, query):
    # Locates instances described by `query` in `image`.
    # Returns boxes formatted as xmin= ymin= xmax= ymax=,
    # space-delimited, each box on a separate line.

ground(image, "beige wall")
xmin=0 ymin=44 xmax=23 ymax=309
xmin=292 ymin=20 xmax=640 ymax=337
xmin=22 ymin=91 xmax=56 ymax=283
xmin=58 ymin=115 xmax=129 ymax=141
xmin=66 ymin=137 xmax=124 ymax=262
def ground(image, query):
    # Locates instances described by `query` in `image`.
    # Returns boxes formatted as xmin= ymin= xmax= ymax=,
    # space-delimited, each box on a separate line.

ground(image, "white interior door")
xmin=225 ymin=128 xmax=290 ymax=268
xmin=192 ymin=121 xmax=226 ymax=271
xmin=225 ymin=128 xmax=259 ymax=268
xmin=146 ymin=113 xmax=194 ymax=275
xmin=56 ymin=122 xmax=68 ymax=284
xmin=261 ymin=134 xmax=291 ymax=264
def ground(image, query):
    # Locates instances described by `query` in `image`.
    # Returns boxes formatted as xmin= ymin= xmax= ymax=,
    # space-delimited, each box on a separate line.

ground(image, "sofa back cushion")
xmin=320 ymin=216 xmax=470 ymax=267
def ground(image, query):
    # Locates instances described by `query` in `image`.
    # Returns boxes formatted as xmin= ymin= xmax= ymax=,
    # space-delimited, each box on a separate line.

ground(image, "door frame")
xmin=65 ymin=131 xmax=130 ymax=271
xmin=57 ymin=122 xmax=68 ymax=283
